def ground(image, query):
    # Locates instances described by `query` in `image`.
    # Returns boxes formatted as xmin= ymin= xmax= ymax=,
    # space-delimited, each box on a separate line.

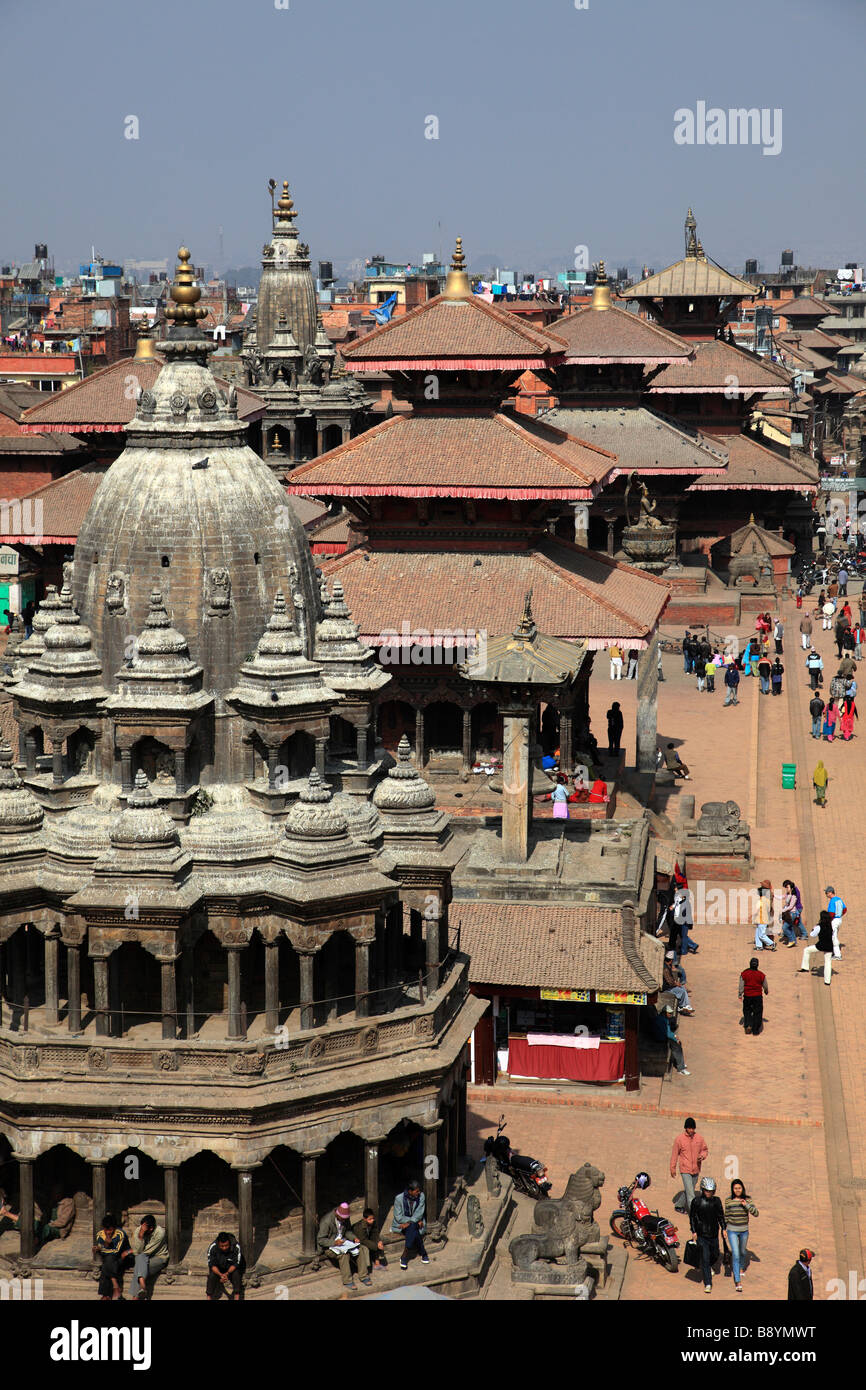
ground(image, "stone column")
xmin=354 ymin=937 xmax=370 ymax=1018
xmin=425 ymin=902 xmax=440 ymax=994
xmin=560 ymin=709 xmax=573 ymax=774
xmin=66 ymin=942 xmax=81 ymax=1033
xmin=18 ymin=1158 xmax=35 ymax=1259
xmin=91 ymin=1162 xmax=106 ymax=1243
xmin=174 ymin=749 xmax=187 ymax=796
xmin=414 ymin=707 xmax=424 ymax=768
xmin=24 ymin=733 xmax=36 ymax=775
xmin=364 ymin=1140 xmax=380 ymax=1219
xmin=635 ymin=632 xmax=659 ymax=775
xmin=51 ymin=738 xmax=64 ymax=785
xmin=316 ymin=427 xmax=324 ymax=456
xmin=423 ymin=1123 xmax=442 ymax=1223
xmin=120 ymin=748 xmax=133 ymax=793
xmin=298 ymin=950 xmax=315 ymax=1031
xmin=163 ymin=1165 xmax=180 ymax=1265
xmin=606 ymin=517 xmax=616 ymax=557
xmin=386 ymin=907 xmax=402 ymax=991
xmin=267 ymin=746 xmax=279 ymax=790
xmin=93 ymin=956 xmax=110 ymax=1037
xmin=264 ymin=940 xmax=279 ymax=1033
xmin=501 ymin=709 xmax=532 ymax=863
xmin=315 ymin=736 xmax=327 ymax=779
xmin=302 ymin=1150 xmax=325 ymax=1258
xmin=356 ymin=721 xmax=369 ymax=770
xmin=461 ymin=707 xmax=472 ymax=776
xmin=160 ymin=957 xmax=177 ymax=1041
xmin=572 ymin=501 xmax=590 ymax=547
xmin=237 ymin=1168 xmax=255 ymax=1266
xmin=226 ymin=947 xmax=244 ymax=1040
xmin=447 ymin=1098 xmax=459 ymax=1188
xmin=44 ymin=932 xmax=59 ymax=1027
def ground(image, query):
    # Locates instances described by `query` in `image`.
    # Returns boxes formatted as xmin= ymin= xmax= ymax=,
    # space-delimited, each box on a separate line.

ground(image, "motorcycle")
xmin=482 ymin=1114 xmax=552 ymax=1199
xmin=609 ymin=1173 xmax=680 ymax=1272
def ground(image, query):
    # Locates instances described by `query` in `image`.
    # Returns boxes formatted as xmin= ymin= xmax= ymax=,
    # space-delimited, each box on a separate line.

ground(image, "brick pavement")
xmin=467 ymin=608 xmax=860 ymax=1301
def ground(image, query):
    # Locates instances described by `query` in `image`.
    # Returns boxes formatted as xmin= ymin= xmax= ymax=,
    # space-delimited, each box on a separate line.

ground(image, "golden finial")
xmin=164 ymin=247 xmax=207 ymax=324
xmin=696 ymin=239 xmax=706 ymax=260
xmin=443 ymin=236 xmax=471 ymax=299
xmin=749 ymin=512 xmax=755 ymax=525
xmin=275 ymin=180 xmax=297 ymax=226
xmin=592 ymin=260 xmax=612 ymax=311
xmin=133 ymin=326 xmax=157 ymax=360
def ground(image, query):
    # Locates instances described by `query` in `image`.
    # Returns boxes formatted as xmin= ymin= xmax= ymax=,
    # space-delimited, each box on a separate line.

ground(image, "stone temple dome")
xmin=73 ymin=247 xmax=323 ymax=705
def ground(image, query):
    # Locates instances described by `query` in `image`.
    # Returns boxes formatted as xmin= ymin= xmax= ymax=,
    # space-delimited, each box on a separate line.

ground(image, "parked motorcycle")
xmin=609 ymin=1172 xmax=679 ymax=1272
xmin=483 ymin=1114 xmax=552 ymax=1199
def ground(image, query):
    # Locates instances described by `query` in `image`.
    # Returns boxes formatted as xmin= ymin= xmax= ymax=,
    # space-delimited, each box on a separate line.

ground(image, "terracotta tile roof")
xmin=309 ymin=512 xmax=352 ymax=555
xmin=648 ymin=339 xmax=791 ymax=392
xmin=779 ymin=296 xmax=840 ymax=318
xmin=0 ymin=462 xmax=107 ymax=542
xmin=342 ymin=292 xmax=567 ymax=368
xmin=773 ymin=339 xmax=835 ymax=373
xmin=284 ymin=411 xmax=616 ymax=499
xmin=456 ymin=900 xmax=664 ymax=993
xmin=728 ymin=517 xmax=795 ymax=557
xmin=540 ymin=406 xmax=727 ymax=475
xmin=19 ymin=356 xmax=263 ymax=432
xmin=322 ymin=537 xmax=669 ymax=647
xmin=549 ymin=303 xmax=693 ymax=363
xmin=811 ymin=372 xmax=866 ymax=396
xmin=623 ymin=256 xmax=758 ymax=301
xmin=0 ymin=385 xmax=85 ymax=455
xmin=687 ymin=433 xmax=818 ymax=492
xmin=778 ymin=329 xmax=846 ymax=351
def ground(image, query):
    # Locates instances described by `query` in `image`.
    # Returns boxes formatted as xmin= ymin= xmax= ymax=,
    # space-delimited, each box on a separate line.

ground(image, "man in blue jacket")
xmin=391 ymin=1179 xmax=429 ymax=1272
xmin=723 ymin=662 xmax=740 ymax=707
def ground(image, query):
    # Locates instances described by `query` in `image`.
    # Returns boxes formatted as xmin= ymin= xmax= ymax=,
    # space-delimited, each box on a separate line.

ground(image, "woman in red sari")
xmin=839 ymin=697 xmax=858 ymax=741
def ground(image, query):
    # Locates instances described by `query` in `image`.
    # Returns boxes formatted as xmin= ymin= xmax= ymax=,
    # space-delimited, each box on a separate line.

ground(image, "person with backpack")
xmin=771 ymin=658 xmax=784 ymax=695
xmin=689 ymin=1176 xmax=728 ymax=1293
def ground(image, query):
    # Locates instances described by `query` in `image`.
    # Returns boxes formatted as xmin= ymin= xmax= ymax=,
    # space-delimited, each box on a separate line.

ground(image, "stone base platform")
xmin=681 ymin=852 xmax=754 ymax=882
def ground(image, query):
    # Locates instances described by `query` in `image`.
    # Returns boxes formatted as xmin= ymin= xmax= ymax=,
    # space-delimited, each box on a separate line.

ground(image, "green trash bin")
xmin=782 ymin=762 xmax=796 ymax=789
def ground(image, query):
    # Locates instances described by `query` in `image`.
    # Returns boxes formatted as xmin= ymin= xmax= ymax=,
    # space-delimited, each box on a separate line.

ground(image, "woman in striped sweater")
xmin=725 ymin=1179 xmax=759 ymax=1291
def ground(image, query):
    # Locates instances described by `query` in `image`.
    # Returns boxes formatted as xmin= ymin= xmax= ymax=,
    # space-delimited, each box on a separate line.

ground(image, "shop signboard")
xmin=540 ymin=988 xmax=590 ymax=1002
xmin=596 ymin=990 xmax=647 ymax=1006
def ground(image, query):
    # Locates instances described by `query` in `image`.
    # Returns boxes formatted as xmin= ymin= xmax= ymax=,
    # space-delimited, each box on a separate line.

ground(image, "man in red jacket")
xmin=670 ymin=1117 xmax=709 ymax=1210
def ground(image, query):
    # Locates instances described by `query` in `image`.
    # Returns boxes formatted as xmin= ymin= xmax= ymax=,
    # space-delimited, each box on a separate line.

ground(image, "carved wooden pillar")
xmin=160 ymin=957 xmax=177 ymax=1041
xmin=237 ymin=1168 xmax=255 ymax=1268
xmin=264 ymin=940 xmax=279 ymax=1033
xmin=18 ymin=1158 xmax=35 ymax=1259
xmin=447 ymin=1097 xmax=459 ymax=1188
xmin=354 ymin=936 xmax=370 ymax=1018
xmin=302 ymin=1150 xmax=324 ymax=1258
xmin=93 ymin=956 xmax=110 ymax=1037
xmin=364 ymin=1140 xmax=380 ymax=1219
xmin=423 ymin=1123 xmax=442 ymax=1223
xmin=226 ymin=946 xmax=244 ymax=1040
xmin=44 ymin=931 xmax=59 ymax=1026
xmin=316 ymin=427 xmax=324 ymax=456
xmin=91 ymin=1161 xmax=107 ymax=1243
xmin=66 ymin=942 xmax=81 ymax=1033
xmin=324 ymin=941 xmax=339 ymax=1022
xmin=163 ymin=1165 xmax=180 ymax=1265
xmin=298 ymin=950 xmax=315 ymax=1031
xmin=415 ymin=707 xmax=424 ymax=768
xmin=108 ymin=951 xmax=121 ymax=1037
xmin=461 ymin=707 xmax=472 ymax=775
xmin=425 ymin=902 xmax=440 ymax=994
xmin=560 ymin=709 xmax=573 ymax=774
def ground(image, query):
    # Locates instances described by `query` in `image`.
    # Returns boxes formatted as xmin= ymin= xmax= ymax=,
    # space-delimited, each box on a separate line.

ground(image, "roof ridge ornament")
xmin=685 ymin=207 xmax=698 ymax=258
xmin=443 ymin=236 xmax=472 ymax=300
xmin=591 ymin=261 xmax=612 ymax=312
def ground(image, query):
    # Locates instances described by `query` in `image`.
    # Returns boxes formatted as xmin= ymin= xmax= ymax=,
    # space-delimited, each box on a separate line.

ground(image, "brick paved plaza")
xmin=469 ymin=590 xmax=865 ymax=1302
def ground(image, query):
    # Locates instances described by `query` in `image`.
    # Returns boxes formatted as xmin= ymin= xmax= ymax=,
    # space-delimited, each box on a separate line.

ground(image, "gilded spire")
xmin=591 ymin=260 xmax=612 ymax=311
xmin=443 ymin=236 xmax=471 ymax=299
xmin=275 ymin=179 xmax=298 ymax=228
xmin=164 ymin=247 xmax=207 ymax=326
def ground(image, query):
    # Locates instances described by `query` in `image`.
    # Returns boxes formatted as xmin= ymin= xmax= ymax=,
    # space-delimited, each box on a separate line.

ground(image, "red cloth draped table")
xmin=506 ymin=1033 xmax=625 ymax=1082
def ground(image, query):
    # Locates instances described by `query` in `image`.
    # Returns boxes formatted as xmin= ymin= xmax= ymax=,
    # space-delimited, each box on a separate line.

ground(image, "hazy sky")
xmin=3 ymin=0 xmax=865 ymax=277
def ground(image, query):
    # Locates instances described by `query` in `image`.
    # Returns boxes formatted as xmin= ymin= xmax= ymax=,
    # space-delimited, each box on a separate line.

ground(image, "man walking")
xmin=800 ymin=910 xmax=835 ymax=986
xmin=757 ymin=654 xmax=772 ymax=695
xmin=673 ymin=887 xmax=699 ymax=954
xmin=799 ymin=612 xmax=813 ymax=650
xmin=825 ymin=885 xmax=846 ymax=960
xmin=809 ymin=693 xmax=825 ymax=739
xmin=773 ymin=617 xmax=784 ymax=654
xmin=723 ymin=661 xmax=740 ymax=706
xmin=807 ymin=648 xmax=823 ymax=691
xmin=838 ymin=565 xmax=849 ymax=598
xmin=739 ymin=957 xmax=768 ymax=1035
xmin=609 ymin=643 xmax=623 ymax=680
xmin=787 ymin=1248 xmax=815 ymax=1301
xmin=670 ymin=1117 xmax=708 ymax=1211
xmin=689 ymin=1177 xmax=727 ymax=1294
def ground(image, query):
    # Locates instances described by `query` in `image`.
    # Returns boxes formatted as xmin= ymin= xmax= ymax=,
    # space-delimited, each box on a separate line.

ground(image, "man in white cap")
xmin=317 ymin=1201 xmax=371 ymax=1289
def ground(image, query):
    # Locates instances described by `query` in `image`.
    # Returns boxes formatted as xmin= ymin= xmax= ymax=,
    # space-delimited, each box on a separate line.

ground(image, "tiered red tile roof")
xmin=550 ymin=302 xmax=694 ymax=363
xmin=285 ymin=411 xmax=616 ymax=499
xmin=322 ymin=537 xmax=669 ymax=648
xmin=0 ymin=463 xmax=107 ymax=542
xmin=647 ymin=339 xmax=791 ymax=393
xmin=341 ymin=292 xmax=567 ymax=370
xmin=687 ymin=433 xmax=817 ymax=493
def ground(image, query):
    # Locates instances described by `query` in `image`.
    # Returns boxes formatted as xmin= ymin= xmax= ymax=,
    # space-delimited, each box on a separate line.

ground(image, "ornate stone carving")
xmin=414 ymin=1013 xmax=435 ymax=1039
xmin=62 ymin=559 xmax=75 ymax=590
xmin=169 ymin=391 xmax=189 ymax=419
xmin=197 ymin=387 xmax=218 ymax=413
xmin=466 ymin=1193 xmax=484 ymax=1238
xmin=21 ymin=1047 xmax=39 ymax=1073
xmin=360 ymin=1026 xmax=379 ymax=1054
xmin=138 ymin=389 xmax=156 ymax=414
xmin=106 ymin=572 xmax=126 ymax=614
xmin=306 ymin=1037 xmax=325 ymax=1061
xmin=156 ymin=1051 xmax=178 ymax=1072
xmin=231 ymin=1052 xmax=266 ymax=1074
xmin=510 ymin=1161 xmax=608 ymax=1291
xmin=208 ymin=568 xmax=232 ymax=614
xmin=87 ymin=1049 xmax=108 ymax=1071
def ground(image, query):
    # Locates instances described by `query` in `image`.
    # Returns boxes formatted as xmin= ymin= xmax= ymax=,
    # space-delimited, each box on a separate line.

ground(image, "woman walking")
xmin=839 ymin=695 xmax=858 ymax=741
xmin=813 ymin=760 xmax=829 ymax=808
xmin=724 ymin=1179 xmax=758 ymax=1293
xmin=822 ymin=699 xmax=838 ymax=741
xmin=753 ymin=882 xmax=776 ymax=952
xmin=780 ymin=879 xmax=808 ymax=945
